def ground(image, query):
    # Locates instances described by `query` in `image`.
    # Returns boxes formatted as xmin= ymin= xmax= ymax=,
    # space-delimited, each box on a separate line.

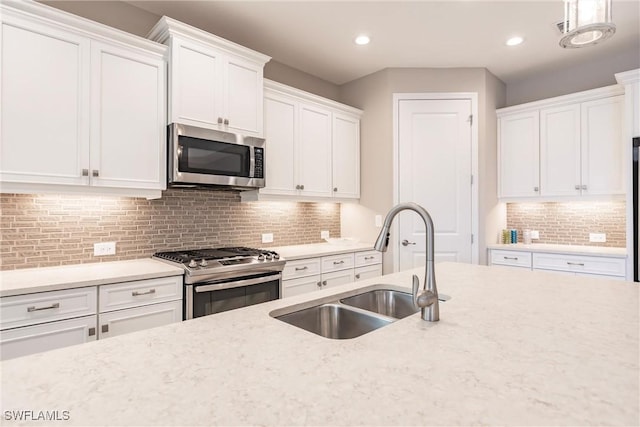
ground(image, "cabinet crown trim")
xmin=497 ymin=84 xmax=624 ymax=116
xmin=147 ymin=16 xmax=271 ymax=65
xmin=615 ymin=68 xmax=640 ymax=85
xmin=1 ymin=0 xmax=167 ymax=56
xmin=265 ymin=79 xmax=363 ymax=116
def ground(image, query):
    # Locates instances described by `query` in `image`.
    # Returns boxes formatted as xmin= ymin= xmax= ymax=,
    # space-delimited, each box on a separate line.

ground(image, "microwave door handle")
xmin=194 ymin=273 xmax=282 ymax=293
xmin=249 ymin=146 xmax=256 ymax=178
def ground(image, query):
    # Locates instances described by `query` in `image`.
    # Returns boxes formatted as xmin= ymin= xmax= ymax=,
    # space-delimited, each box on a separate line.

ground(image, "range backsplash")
xmin=506 ymin=200 xmax=626 ymax=247
xmin=0 ymin=189 xmax=341 ymax=270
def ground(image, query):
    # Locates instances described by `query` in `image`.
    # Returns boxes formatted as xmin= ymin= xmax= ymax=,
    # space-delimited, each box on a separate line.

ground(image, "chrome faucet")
xmin=374 ymin=202 xmax=439 ymax=322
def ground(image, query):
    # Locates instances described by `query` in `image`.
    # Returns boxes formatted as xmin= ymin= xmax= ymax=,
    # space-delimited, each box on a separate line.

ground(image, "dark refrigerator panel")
xmin=634 ymin=137 xmax=640 ymax=282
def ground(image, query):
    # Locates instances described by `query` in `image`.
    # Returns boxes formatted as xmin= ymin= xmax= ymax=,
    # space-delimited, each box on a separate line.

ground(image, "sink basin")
xmin=340 ymin=289 xmax=419 ymax=319
xmin=275 ymin=303 xmax=393 ymax=339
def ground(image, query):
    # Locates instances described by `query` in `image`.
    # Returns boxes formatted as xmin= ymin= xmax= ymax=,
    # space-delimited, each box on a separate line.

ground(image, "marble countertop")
xmin=268 ymin=242 xmax=376 ymax=260
xmin=1 ymin=262 xmax=638 ymax=426
xmin=0 ymin=259 xmax=184 ymax=297
xmin=487 ymin=243 xmax=627 ymax=258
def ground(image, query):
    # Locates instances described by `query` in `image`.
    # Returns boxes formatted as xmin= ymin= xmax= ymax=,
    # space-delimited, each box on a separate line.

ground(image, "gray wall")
xmin=339 ymin=68 xmax=506 ymax=272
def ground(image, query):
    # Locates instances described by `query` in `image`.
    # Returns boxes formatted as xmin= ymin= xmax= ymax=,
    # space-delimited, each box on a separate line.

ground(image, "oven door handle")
xmin=194 ymin=273 xmax=282 ymax=293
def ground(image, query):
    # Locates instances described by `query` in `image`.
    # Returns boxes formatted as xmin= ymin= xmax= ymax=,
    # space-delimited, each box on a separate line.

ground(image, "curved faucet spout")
xmin=375 ymin=202 xmax=439 ymax=322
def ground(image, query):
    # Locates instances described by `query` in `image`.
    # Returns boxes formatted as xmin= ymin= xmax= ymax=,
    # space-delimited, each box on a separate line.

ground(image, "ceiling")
xmin=128 ymin=1 xmax=640 ymax=86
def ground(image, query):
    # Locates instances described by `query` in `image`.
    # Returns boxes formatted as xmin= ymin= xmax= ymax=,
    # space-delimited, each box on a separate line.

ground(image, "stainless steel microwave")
xmin=168 ymin=123 xmax=265 ymax=189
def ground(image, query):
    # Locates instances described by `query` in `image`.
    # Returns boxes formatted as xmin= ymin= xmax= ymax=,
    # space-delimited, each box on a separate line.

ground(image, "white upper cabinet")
xmin=0 ymin=1 xmax=167 ymax=199
xmin=498 ymin=111 xmax=540 ymax=198
xmin=243 ymin=80 xmax=362 ymax=202
xmin=497 ymin=85 xmax=625 ymax=200
xmin=148 ymin=17 xmax=270 ymax=137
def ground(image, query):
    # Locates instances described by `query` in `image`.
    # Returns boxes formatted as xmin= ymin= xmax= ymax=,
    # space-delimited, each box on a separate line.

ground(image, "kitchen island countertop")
xmin=487 ymin=243 xmax=627 ymax=257
xmin=0 ymin=262 xmax=638 ymax=426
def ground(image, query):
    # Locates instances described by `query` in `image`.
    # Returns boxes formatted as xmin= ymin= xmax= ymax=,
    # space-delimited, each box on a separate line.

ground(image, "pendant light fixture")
xmin=560 ymin=0 xmax=616 ymax=48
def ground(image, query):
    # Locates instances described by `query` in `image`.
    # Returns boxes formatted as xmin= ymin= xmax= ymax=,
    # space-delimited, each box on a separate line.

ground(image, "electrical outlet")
xmin=262 ymin=233 xmax=274 ymax=243
xmin=321 ymin=230 xmax=330 ymax=239
xmin=375 ymin=215 xmax=383 ymax=227
xmin=589 ymin=233 xmax=606 ymax=243
xmin=530 ymin=230 xmax=540 ymax=239
xmin=94 ymin=242 xmax=116 ymax=256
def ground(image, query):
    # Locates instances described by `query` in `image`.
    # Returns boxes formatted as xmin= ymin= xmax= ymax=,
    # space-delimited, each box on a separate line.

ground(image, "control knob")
xmin=273 ymin=253 xmax=280 ymax=260
xmin=199 ymin=259 xmax=208 ymax=267
xmin=188 ymin=259 xmax=198 ymax=268
xmin=257 ymin=254 xmax=265 ymax=261
xmin=265 ymin=253 xmax=273 ymax=261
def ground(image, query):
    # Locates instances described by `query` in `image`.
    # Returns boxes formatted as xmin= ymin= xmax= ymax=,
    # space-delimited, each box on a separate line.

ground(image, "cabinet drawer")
xmin=321 ymin=253 xmax=354 ymax=273
xmin=490 ymin=250 xmax=532 ymax=268
xmin=282 ymin=275 xmax=322 ymax=298
xmin=98 ymin=300 xmax=182 ymax=339
xmin=0 ymin=287 xmax=97 ymax=331
xmin=533 ymin=253 xmax=626 ymax=277
xmin=282 ymin=258 xmax=321 ymax=280
xmin=354 ymin=250 xmax=381 ymax=267
xmin=354 ymin=264 xmax=383 ymax=281
xmin=99 ymin=276 xmax=182 ymax=313
xmin=0 ymin=315 xmax=97 ymax=361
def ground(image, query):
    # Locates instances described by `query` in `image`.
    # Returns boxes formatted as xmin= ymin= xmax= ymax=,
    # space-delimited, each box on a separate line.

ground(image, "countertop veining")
xmin=1 ymin=262 xmax=637 ymax=426
xmin=487 ymin=243 xmax=627 ymax=257
xmin=0 ymin=259 xmax=184 ymax=297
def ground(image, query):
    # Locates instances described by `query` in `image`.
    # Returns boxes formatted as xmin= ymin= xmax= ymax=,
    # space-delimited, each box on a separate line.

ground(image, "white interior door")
xmin=398 ymin=98 xmax=472 ymax=270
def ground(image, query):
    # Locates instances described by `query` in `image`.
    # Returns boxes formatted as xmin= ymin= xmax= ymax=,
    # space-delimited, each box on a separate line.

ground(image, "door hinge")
xmin=468 ymin=114 xmax=473 ymax=126
xmin=471 ymin=234 xmax=474 ymax=244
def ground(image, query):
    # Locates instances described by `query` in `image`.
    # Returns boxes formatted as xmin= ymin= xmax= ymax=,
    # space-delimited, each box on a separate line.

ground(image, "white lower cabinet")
xmin=282 ymin=249 xmax=382 ymax=298
xmin=489 ymin=249 xmax=532 ymax=269
xmin=0 ymin=315 xmax=97 ymax=361
xmin=98 ymin=300 xmax=182 ymax=339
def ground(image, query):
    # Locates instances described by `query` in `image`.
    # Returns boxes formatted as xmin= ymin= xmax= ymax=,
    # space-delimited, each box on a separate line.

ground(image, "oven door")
xmin=185 ymin=272 xmax=281 ymax=320
xmin=169 ymin=123 xmax=265 ymax=188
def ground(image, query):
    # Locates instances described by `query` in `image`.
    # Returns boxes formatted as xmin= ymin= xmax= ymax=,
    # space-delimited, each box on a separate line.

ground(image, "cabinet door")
xmin=225 ymin=56 xmax=263 ymax=136
xmin=0 ymin=315 xmax=97 ymax=361
xmin=170 ymin=37 xmax=223 ymax=128
xmin=321 ymin=269 xmax=355 ymax=289
xmin=90 ymin=41 xmax=166 ymax=190
xmin=262 ymin=92 xmax=297 ymax=195
xmin=540 ymin=104 xmax=581 ymax=196
xmin=0 ymin=15 xmax=90 ymax=186
xmin=298 ymin=104 xmax=332 ymax=197
xmin=332 ymin=113 xmax=360 ymax=199
xmin=354 ymin=264 xmax=382 ymax=281
xmin=98 ymin=300 xmax=182 ymax=339
xmin=282 ymin=275 xmax=322 ymax=298
xmin=498 ymin=111 xmax=540 ymax=197
xmin=581 ymin=96 xmax=624 ymax=195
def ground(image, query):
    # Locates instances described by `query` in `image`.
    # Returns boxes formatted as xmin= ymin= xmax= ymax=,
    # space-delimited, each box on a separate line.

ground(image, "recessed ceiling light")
xmin=354 ymin=35 xmax=370 ymax=45
xmin=506 ymin=36 xmax=524 ymax=46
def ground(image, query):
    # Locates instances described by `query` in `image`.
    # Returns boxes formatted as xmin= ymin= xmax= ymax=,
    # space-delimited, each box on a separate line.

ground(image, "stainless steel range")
xmin=153 ymin=247 xmax=285 ymax=320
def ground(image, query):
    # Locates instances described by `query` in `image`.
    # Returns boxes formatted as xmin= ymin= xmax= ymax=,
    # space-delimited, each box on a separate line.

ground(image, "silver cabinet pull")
xmin=27 ymin=302 xmax=60 ymax=312
xmin=364 ymin=256 xmax=375 ymax=260
xmin=581 ymin=185 xmax=587 ymax=190
xmin=82 ymin=169 xmax=89 ymax=177
xmin=333 ymin=187 xmax=338 ymax=192
xmin=575 ymin=185 xmax=581 ymax=190
xmin=294 ymin=266 xmax=308 ymax=271
xmin=401 ymin=239 xmax=416 ymax=246
xmin=503 ymin=256 xmax=518 ymax=260
xmin=300 ymin=184 xmax=304 ymax=190
xmin=132 ymin=289 xmax=156 ymax=297
xmin=333 ymin=260 xmax=345 ymax=265
xmin=567 ymin=262 xmax=585 ymax=266
xmin=223 ymin=118 xmax=229 ymax=125
xmin=355 ymin=274 xmax=361 ymax=279
xmin=101 ymin=324 xmax=109 ymax=333
xmin=533 ymin=186 xmax=539 ymax=192
xmin=295 ymin=185 xmax=301 ymax=190
xmin=88 ymin=327 xmax=96 ymax=337
xmin=217 ymin=117 xmax=223 ymax=124
xmin=322 ymin=280 xmax=327 ymax=286
xmin=92 ymin=170 xmax=99 ymax=177
xmin=316 ymin=281 xmax=322 ymax=288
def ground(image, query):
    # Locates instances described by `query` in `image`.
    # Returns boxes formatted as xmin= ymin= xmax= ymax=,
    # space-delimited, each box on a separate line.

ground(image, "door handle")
xmin=401 ymin=239 xmax=416 ymax=246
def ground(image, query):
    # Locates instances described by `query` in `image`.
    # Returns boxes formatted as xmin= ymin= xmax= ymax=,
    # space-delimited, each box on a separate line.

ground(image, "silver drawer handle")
xmin=295 ymin=266 xmax=308 ymax=271
xmin=316 ymin=281 xmax=322 ymax=288
xmin=132 ymin=289 xmax=156 ymax=296
xmin=503 ymin=256 xmax=518 ymax=260
xmin=333 ymin=261 xmax=345 ymax=265
xmin=566 ymin=262 xmax=585 ymax=266
xmin=355 ymin=274 xmax=361 ymax=279
xmin=322 ymin=280 xmax=327 ymax=286
xmin=27 ymin=302 xmax=60 ymax=312
xmin=364 ymin=256 xmax=375 ymax=260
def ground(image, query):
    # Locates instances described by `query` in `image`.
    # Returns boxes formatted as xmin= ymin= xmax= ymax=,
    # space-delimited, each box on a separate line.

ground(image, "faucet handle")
xmin=412 ymin=274 xmax=420 ymax=308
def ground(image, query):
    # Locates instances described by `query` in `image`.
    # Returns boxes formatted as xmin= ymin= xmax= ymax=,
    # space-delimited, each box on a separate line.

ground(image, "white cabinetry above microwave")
xmin=148 ymin=17 xmax=271 ymax=137
xmin=241 ymin=80 xmax=362 ymax=202
xmin=0 ymin=1 xmax=167 ymax=199
xmin=497 ymin=85 xmax=625 ymax=201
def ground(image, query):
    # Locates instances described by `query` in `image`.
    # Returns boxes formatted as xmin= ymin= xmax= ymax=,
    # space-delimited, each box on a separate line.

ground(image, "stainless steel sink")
xmin=340 ymin=289 xmax=419 ymax=319
xmin=275 ymin=303 xmax=393 ymax=339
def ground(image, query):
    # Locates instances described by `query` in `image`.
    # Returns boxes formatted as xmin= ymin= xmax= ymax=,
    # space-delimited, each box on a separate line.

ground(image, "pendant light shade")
xmin=560 ymin=0 xmax=616 ymax=48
